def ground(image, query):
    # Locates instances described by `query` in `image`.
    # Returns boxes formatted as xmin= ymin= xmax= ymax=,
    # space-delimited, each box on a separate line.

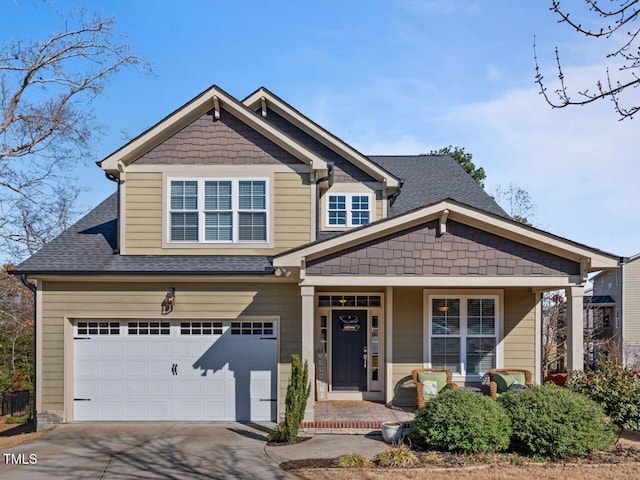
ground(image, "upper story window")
xmin=327 ymin=193 xmax=372 ymax=227
xmin=169 ymin=178 xmax=268 ymax=243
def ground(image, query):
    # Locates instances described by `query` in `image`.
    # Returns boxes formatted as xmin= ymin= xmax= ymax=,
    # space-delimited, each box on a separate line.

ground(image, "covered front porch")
xmin=273 ymin=200 xmax=620 ymax=422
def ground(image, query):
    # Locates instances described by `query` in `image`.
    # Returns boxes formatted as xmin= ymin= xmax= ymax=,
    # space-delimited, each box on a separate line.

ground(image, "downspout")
xmin=20 ymin=274 xmax=37 ymax=423
xmin=105 ymin=172 xmax=120 ymax=254
xmin=315 ymin=163 xmax=334 ymax=239
xmin=387 ymin=179 xmax=405 ymax=207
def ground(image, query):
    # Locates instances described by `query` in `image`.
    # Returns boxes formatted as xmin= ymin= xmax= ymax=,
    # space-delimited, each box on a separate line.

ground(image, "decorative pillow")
xmin=508 ymin=382 xmax=525 ymax=391
xmin=417 ymin=372 xmax=448 ymax=392
xmin=421 ymin=380 xmax=439 ymax=398
xmin=494 ymin=373 xmax=527 ymax=393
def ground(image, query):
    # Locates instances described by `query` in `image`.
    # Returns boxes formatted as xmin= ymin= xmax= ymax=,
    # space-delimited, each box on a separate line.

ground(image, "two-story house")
xmin=14 ymin=85 xmax=619 ymax=429
xmin=587 ymin=254 xmax=640 ymax=366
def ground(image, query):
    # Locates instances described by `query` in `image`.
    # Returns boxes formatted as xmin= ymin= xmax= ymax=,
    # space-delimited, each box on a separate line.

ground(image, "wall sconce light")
xmin=274 ymin=267 xmax=291 ymax=277
xmin=161 ymin=287 xmax=175 ymax=315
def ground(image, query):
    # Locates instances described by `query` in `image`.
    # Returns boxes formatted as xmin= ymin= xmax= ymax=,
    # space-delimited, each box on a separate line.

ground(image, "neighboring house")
xmin=13 ymin=85 xmax=619 ymax=429
xmin=588 ymin=254 xmax=640 ymax=366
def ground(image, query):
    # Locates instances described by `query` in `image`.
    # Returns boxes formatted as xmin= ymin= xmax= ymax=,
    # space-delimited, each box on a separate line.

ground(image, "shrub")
xmin=499 ymin=384 xmax=616 ymax=459
xmin=336 ymin=453 xmax=370 ymax=468
xmin=411 ymin=389 xmax=512 ymax=453
xmin=375 ymin=444 xmax=420 ymax=468
xmin=268 ymin=354 xmax=311 ymax=443
xmin=570 ymin=359 xmax=640 ymax=430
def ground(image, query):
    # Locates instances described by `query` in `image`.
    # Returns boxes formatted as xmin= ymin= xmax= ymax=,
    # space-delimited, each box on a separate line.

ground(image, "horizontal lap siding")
xmin=503 ymin=288 xmax=536 ymax=375
xmin=624 ymin=260 xmax=640 ymax=350
xmin=391 ymin=287 xmax=423 ymax=406
xmin=40 ymin=281 xmax=301 ymax=417
xmin=124 ymin=171 xmax=311 ymax=254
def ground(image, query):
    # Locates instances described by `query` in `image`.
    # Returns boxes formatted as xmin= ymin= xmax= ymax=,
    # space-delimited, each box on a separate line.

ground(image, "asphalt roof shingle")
xmin=14 ymin=193 xmax=274 ymax=275
xmin=15 ymin=156 xmax=509 ymax=275
xmin=369 ymin=155 xmax=509 ymax=218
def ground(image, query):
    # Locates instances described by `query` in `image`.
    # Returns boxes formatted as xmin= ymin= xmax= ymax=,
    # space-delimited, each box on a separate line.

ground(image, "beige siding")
xmin=624 ymin=258 xmax=640 ymax=348
xmin=123 ymin=170 xmax=311 ymax=254
xmin=391 ymin=287 xmax=423 ymax=406
xmin=40 ymin=281 xmax=301 ymax=418
xmin=503 ymin=288 xmax=536 ymax=374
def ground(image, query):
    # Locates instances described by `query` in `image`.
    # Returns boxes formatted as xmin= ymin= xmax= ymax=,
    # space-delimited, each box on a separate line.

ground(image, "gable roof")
xmin=243 ymin=87 xmax=400 ymax=189
xmin=369 ymin=155 xmax=508 ymax=218
xmin=12 ymin=194 xmax=274 ymax=276
xmin=274 ymin=198 xmax=620 ymax=272
xmin=99 ymin=85 xmax=328 ymax=174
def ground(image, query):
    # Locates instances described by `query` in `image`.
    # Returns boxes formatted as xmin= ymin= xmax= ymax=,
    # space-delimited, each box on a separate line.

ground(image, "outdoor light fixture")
xmin=161 ymin=287 xmax=175 ymax=315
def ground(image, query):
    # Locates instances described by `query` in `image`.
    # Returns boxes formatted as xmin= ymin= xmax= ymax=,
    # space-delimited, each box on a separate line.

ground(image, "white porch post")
xmin=301 ymin=285 xmax=315 ymax=422
xmin=565 ymin=286 xmax=585 ymax=371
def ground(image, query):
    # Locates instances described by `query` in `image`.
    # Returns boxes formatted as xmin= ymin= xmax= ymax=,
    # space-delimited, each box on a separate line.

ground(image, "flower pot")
xmin=381 ymin=421 xmax=403 ymax=444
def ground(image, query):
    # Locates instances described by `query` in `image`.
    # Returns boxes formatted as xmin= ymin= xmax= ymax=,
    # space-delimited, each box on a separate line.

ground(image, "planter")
xmin=381 ymin=421 xmax=403 ymax=444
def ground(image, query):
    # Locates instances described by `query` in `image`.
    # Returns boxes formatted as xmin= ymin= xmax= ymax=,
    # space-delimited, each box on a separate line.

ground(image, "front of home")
xmin=14 ymin=85 xmax=619 ymax=429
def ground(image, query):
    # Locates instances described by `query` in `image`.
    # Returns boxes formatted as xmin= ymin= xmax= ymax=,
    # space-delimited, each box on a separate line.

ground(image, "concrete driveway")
xmin=0 ymin=423 xmax=291 ymax=480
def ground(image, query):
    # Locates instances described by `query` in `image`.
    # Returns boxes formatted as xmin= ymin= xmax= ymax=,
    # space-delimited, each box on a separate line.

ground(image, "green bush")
xmin=499 ymin=384 xmax=616 ymax=459
xmin=411 ymin=389 xmax=512 ymax=453
xmin=269 ymin=354 xmax=311 ymax=443
xmin=570 ymin=360 xmax=640 ymax=430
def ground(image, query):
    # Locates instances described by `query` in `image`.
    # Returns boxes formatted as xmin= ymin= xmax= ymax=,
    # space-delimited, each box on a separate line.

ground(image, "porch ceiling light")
xmin=161 ymin=287 xmax=176 ymax=315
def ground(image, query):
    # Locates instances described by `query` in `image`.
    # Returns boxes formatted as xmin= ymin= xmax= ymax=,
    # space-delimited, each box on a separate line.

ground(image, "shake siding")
xmin=391 ymin=287 xmax=423 ymax=406
xmin=40 ymin=281 xmax=301 ymax=416
xmin=624 ymin=259 xmax=640 ymax=346
xmin=503 ymin=288 xmax=536 ymax=373
xmin=123 ymin=170 xmax=311 ymax=254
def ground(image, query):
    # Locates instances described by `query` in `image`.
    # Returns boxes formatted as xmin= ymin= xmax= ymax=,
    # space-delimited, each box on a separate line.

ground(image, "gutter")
xmin=20 ymin=274 xmax=37 ymax=425
xmin=315 ymin=162 xmax=334 ymax=239
xmin=105 ymin=173 xmax=120 ymax=254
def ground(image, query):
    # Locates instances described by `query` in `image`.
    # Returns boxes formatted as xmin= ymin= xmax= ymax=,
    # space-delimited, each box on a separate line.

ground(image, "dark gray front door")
xmin=331 ymin=310 xmax=367 ymax=391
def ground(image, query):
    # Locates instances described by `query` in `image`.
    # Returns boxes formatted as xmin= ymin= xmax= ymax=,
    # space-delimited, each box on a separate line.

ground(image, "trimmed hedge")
xmin=499 ymin=384 xmax=616 ymax=459
xmin=411 ymin=389 xmax=512 ymax=453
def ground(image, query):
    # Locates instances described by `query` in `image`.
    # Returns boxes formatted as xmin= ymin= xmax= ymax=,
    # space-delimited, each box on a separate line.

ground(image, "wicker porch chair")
xmin=488 ymin=368 xmax=533 ymax=400
xmin=411 ymin=368 xmax=458 ymax=408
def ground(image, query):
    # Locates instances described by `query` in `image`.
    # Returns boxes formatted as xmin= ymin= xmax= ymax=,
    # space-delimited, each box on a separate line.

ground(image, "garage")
xmin=73 ymin=320 xmax=278 ymax=422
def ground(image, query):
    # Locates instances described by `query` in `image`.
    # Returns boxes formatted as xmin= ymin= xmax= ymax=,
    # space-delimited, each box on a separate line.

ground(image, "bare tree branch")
xmin=0 ymin=8 xmax=149 ymax=259
xmin=535 ymin=0 xmax=640 ymax=119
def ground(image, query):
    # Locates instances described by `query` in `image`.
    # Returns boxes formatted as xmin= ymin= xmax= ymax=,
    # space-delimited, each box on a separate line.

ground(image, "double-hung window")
xmin=327 ymin=193 xmax=372 ymax=227
xmin=169 ymin=178 xmax=267 ymax=243
xmin=428 ymin=294 xmax=499 ymax=376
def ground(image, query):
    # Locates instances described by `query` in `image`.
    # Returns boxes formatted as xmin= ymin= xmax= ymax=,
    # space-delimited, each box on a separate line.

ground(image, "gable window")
xmin=327 ymin=193 xmax=372 ymax=227
xmin=427 ymin=294 xmax=499 ymax=376
xmin=169 ymin=178 xmax=267 ymax=243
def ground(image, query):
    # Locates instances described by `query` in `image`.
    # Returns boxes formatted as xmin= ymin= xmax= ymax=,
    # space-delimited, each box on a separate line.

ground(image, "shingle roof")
xmin=584 ymin=295 xmax=616 ymax=305
xmin=13 ymin=194 xmax=274 ymax=275
xmin=15 ymin=150 xmax=513 ymax=275
xmin=369 ymin=155 xmax=509 ymax=218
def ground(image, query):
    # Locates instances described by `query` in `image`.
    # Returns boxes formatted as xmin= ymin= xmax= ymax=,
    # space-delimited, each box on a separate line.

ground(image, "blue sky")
xmin=6 ymin=0 xmax=639 ymax=258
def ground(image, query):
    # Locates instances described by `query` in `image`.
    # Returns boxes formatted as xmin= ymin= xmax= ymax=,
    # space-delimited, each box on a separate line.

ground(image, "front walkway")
xmin=300 ymin=401 xmax=415 ymax=434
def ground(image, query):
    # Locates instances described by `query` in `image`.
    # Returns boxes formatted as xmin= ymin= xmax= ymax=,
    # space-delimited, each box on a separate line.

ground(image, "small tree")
xmin=270 ymin=354 xmax=310 ymax=443
xmin=428 ymin=146 xmax=486 ymax=188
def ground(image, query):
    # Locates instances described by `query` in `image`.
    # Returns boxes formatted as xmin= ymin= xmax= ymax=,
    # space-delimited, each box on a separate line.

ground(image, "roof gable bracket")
xmin=212 ymin=96 xmax=221 ymax=120
xmin=439 ymin=209 xmax=450 ymax=235
xmin=261 ymin=97 xmax=268 ymax=118
xmin=580 ymin=258 xmax=591 ymax=283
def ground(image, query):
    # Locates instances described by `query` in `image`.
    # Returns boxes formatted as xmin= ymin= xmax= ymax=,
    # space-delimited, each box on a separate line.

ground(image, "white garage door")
xmin=74 ymin=320 xmax=277 ymax=422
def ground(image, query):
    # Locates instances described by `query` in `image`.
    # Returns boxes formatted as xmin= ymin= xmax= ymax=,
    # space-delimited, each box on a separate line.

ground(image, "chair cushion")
xmin=493 ymin=373 xmax=527 ymax=393
xmin=417 ymin=372 xmax=448 ymax=393
xmin=421 ymin=380 xmax=439 ymax=398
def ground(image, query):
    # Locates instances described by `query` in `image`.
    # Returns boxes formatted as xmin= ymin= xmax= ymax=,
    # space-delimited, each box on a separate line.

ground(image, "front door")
xmin=331 ymin=310 xmax=367 ymax=391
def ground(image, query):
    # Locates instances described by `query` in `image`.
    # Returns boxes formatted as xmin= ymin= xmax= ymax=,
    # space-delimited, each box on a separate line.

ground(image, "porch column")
xmin=565 ymin=286 xmax=585 ymax=371
xmin=301 ymin=285 xmax=315 ymax=422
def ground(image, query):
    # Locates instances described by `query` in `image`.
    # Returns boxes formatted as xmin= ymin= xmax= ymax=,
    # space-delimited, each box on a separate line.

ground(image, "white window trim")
xmin=325 ymin=192 xmax=373 ymax=228
xmin=423 ymin=290 xmax=504 ymax=382
xmin=166 ymin=177 xmax=269 ymax=244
